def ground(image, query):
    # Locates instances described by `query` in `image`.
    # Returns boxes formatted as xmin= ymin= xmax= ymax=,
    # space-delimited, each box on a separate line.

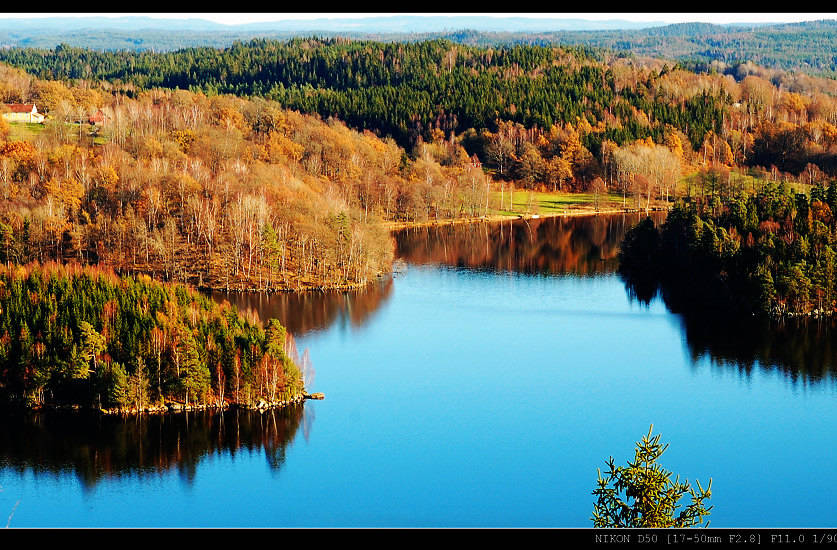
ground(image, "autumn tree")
xmin=589 ymin=177 xmax=607 ymax=211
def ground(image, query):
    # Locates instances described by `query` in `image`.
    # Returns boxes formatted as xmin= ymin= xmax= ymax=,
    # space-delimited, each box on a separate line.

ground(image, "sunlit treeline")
xmin=5 ymin=38 xmax=837 ymax=197
xmin=0 ymin=64 xmax=493 ymax=290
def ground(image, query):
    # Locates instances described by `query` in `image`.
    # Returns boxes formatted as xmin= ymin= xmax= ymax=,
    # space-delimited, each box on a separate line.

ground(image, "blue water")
xmin=2 ymin=217 xmax=837 ymax=527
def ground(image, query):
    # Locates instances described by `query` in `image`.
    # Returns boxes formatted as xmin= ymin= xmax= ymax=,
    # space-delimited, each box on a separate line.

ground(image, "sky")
xmin=0 ymin=13 xmax=834 ymax=26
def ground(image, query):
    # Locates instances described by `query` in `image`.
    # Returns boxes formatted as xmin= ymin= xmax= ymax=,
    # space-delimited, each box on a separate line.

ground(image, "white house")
xmin=1 ymin=103 xmax=45 ymax=123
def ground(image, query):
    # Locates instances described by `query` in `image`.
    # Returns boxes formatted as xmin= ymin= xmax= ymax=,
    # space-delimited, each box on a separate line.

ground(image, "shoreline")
xmin=198 ymin=206 xmax=671 ymax=294
xmin=381 ymin=206 xmax=669 ymax=231
xmin=10 ymin=392 xmax=325 ymax=416
xmin=198 ymin=279 xmax=375 ymax=294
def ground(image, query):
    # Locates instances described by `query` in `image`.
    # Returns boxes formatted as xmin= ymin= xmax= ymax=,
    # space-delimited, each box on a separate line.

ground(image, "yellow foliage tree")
xmin=0 ymin=140 xmax=37 ymax=164
xmin=663 ymin=126 xmax=684 ymax=161
xmin=170 ymin=129 xmax=196 ymax=153
xmin=96 ymin=166 xmax=120 ymax=194
xmin=715 ymin=139 xmax=734 ymax=166
xmin=31 ymin=80 xmax=74 ymax=114
xmin=261 ymin=131 xmax=304 ymax=164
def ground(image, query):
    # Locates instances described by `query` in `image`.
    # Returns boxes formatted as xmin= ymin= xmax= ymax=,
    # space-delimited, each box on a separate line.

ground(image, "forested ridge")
xmin=4 ymin=37 xmax=837 ymax=190
xmin=473 ymin=20 xmax=837 ymax=78
xmin=2 ymin=19 xmax=837 ymax=79
xmin=0 ymin=38 xmax=727 ymax=151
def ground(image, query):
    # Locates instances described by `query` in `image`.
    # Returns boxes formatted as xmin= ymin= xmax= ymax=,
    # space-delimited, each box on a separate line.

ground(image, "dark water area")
xmin=665 ymin=300 xmax=837 ymax=384
xmin=3 ymin=213 xmax=837 ymax=527
xmin=0 ymin=406 xmax=309 ymax=490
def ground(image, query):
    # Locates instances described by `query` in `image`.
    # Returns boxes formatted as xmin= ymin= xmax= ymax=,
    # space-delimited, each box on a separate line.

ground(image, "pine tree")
xmin=180 ymin=331 xmax=209 ymax=407
xmin=592 ymin=425 xmax=712 ymax=528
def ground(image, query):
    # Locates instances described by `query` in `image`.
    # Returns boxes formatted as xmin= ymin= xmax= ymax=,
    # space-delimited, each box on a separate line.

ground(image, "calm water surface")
xmin=3 ymin=213 xmax=837 ymax=527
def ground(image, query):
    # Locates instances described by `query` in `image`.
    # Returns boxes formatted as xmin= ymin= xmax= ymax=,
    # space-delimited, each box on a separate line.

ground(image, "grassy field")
xmin=681 ymin=168 xmax=815 ymax=196
xmin=489 ymin=190 xmax=632 ymax=217
xmin=6 ymin=120 xmax=109 ymax=145
xmin=6 ymin=122 xmax=46 ymax=141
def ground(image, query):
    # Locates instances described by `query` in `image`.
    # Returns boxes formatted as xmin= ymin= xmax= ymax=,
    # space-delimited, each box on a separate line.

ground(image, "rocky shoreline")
xmin=17 ymin=392 xmax=325 ymax=416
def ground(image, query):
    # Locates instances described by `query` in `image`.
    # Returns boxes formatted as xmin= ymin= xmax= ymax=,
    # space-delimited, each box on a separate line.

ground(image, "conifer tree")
xmin=592 ymin=425 xmax=712 ymax=528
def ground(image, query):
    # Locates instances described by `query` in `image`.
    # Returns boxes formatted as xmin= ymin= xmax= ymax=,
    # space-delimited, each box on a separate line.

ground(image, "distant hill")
xmin=0 ymin=15 xmax=670 ymax=52
xmin=0 ymin=16 xmax=833 ymax=76
xmin=0 ymin=15 xmax=664 ymax=52
xmin=546 ymin=19 xmax=837 ymax=76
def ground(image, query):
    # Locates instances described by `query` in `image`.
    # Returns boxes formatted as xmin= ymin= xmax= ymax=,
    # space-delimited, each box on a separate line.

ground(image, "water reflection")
xmin=209 ymin=276 xmax=394 ymax=336
xmin=623 ymin=265 xmax=837 ymax=385
xmin=394 ymin=213 xmax=837 ymax=386
xmin=395 ymin=214 xmax=664 ymax=275
xmin=0 ymin=406 xmax=307 ymax=489
xmin=676 ymin=304 xmax=837 ymax=384
xmin=682 ymin=315 xmax=837 ymax=383
xmin=210 ymin=215 xmax=660 ymax=338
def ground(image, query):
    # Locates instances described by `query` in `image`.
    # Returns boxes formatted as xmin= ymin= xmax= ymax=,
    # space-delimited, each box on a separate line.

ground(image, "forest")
xmin=0 ymin=262 xmax=306 ymax=410
xmin=619 ymin=180 xmax=837 ymax=318
xmin=3 ymin=37 xmax=837 ymax=190
xmin=0 ymin=39 xmax=726 ymax=151
xmin=0 ymin=61 xmax=508 ymax=291
xmin=1 ymin=38 xmax=837 ymax=307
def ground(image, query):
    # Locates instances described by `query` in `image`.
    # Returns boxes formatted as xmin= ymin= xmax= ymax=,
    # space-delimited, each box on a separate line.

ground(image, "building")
xmin=1 ymin=103 xmax=45 ymax=123
xmin=88 ymin=109 xmax=110 ymax=126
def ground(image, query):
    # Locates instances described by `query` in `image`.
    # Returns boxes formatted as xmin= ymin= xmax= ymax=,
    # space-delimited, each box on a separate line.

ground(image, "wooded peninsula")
xmin=620 ymin=180 xmax=837 ymax=318
xmin=0 ymin=262 xmax=306 ymax=411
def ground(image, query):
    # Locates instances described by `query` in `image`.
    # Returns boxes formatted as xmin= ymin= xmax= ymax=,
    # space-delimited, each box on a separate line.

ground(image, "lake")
xmin=2 ymin=213 xmax=837 ymax=527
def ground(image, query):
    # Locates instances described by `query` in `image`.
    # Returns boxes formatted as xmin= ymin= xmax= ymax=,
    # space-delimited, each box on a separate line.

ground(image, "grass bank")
xmin=382 ymin=190 xmax=670 ymax=231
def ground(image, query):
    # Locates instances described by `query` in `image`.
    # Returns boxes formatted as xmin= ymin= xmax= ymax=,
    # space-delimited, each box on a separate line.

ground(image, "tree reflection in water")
xmin=621 ymin=245 xmax=837 ymax=386
xmin=209 ymin=276 xmax=394 ymax=336
xmin=395 ymin=214 xmax=663 ymax=276
xmin=675 ymin=302 xmax=837 ymax=385
xmin=0 ymin=406 xmax=306 ymax=489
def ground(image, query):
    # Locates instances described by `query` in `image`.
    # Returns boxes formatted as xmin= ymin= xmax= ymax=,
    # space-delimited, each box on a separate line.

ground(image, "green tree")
xmin=95 ymin=361 xmax=129 ymax=409
xmin=78 ymin=321 xmax=106 ymax=378
xmin=592 ymin=425 xmax=712 ymax=528
xmin=180 ymin=331 xmax=210 ymax=407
